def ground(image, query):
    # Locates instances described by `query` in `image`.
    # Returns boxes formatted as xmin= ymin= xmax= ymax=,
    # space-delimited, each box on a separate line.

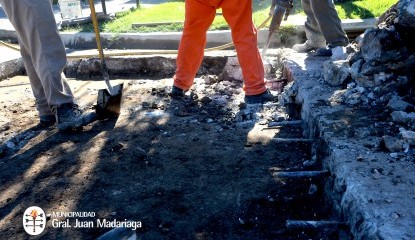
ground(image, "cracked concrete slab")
xmin=281 ymin=50 xmax=415 ymax=240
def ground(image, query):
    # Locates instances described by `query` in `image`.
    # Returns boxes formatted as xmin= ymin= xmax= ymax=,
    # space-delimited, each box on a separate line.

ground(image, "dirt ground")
xmin=0 ymin=76 xmax=336 ymax=239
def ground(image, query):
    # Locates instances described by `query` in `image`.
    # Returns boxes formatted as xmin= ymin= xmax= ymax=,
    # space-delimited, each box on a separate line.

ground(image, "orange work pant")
xmin=173 ymin=0 xmax=266 ymax=96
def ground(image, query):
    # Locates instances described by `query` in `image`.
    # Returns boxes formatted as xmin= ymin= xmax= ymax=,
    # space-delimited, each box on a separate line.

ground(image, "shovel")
xmin=88 ymin=0 xmax=123 ymax=119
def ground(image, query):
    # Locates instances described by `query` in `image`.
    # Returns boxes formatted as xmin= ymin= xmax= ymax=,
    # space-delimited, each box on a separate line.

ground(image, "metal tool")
xmin=262 ymin=0 xmax=294 ymax=57
xmin=88 ymin=0 xmax=123 ymax=119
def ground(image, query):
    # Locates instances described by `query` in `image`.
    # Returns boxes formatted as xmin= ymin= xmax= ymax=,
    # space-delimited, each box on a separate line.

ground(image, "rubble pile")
xmin=162 ymin=57 xmax=292 ymax=129
xmin=324 ymin=0 xmax=415 ymax=153
xmin=139 ymin=56 xmax=293 ymax=133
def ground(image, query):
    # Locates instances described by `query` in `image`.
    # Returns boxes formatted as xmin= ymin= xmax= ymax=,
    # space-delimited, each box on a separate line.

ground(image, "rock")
xmin=200 ymin=96 xmax=212 ymax=104
xmin=258 ymin=119 xmax=268 ymax=125
xmin=211 ymin=95 xmax=228 ymax=106
xmin=254 ymin=112 xmax=262 ymax=120
xmin=220 ymin=57 xmax=243 ymax=82
xmin=323 ymin=60 xmax=350 ymax=86
xmin=347 ymin=44 xmax=358 ymax=55
xmin=397 ymin=0 xmax=415 ymax=29
xmin=372 ymin=168 xmax=382 ymax=179
xmin=203 ymin=75 xmax=218 ymax=85
xmin=263 ymin=58 xmax=274 ymax=77
xmin=214 ymin=82 xmax=227 ymax=93
xmin=222 ymin=80 xmax=233 ymax=87
xmin=387 ymin=95 xmax=411 ymax=111
xmin=6 ymin=141 xmax=15 ymax=149
xmin=328 ymin=90 xmax=346 ymax=104
xmin=355 ymin=86 xmax=366 ymax=94
xmin=400 ymin=129 xmax=415 ymax=145
xmin=142 ymin=102 xmax=150 ymax=109
xmin=234 ymin=112 xmax=243 ymax=122
xmin=378 ymin=80 xmax=406 ymax=97
xmin=330 ymin=46 xmax=348 ymax=61
xmin=391 ymin=111 xmax=415 ymax=124
xmin=278 ymin=81 xmax=295 ymax=104
xmin=359 ymin=61 xmax=389 ymax=81
xmin=373 ymin=72 xmax=393 ymax=85
xmin=349 ymin=59 xmax=363 ymax=79
xmin=361 ymin=28 xmax=406 ymax=63
xmin=382 ymin=135 xmax=403 ymax=152
xmin=367 ymin=92 xmax=376 ymax=101
xmin=345 ymin=92 xmax=362 ymax=105
xmin=354 ymin=33 xmax=365 ymax=49
xmin=347 ymin=82 xmax=356 ymax=89
xmin=390 ymin=152 xmax=398 ymax=158
xmin=308 ymin=184 xmax=318 ymax=195
xmin=350 ymin=59 xmax=378 ymax=88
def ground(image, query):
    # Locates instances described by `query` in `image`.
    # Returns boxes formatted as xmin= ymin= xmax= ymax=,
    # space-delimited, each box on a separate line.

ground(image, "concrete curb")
xmin=282 ymin=51 xmax=415 ymax=240
xmin=0 ymin=28 xmax=17 ymax=41
xmin=59 ymin=28 xmax=297 ymax=49
xmin=0 ymin=18 xmax=377 ymax=49
xmin=0 ymin=58 xmax=24 ymax=80
xmin=56 ymin=18 xmax=376 ymax=49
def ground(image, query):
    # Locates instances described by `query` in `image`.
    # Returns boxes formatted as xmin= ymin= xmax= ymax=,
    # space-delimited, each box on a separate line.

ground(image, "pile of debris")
xmin=161 ymin=56 xmax=293 ymax=129
xmin=323 ymin=0 xmax=415 ymax=153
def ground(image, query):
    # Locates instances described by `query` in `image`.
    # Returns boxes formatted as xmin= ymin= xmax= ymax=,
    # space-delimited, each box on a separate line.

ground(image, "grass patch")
xmin=335 ymin=0 xmax=397 ymax=19
xmin=62 ymin=0 xmax=396 ymax=33
xmin=106 ymin=2 xmax=186 ymax=33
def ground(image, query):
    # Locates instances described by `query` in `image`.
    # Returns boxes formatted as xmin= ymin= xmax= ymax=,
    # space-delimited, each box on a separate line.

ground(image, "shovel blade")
xmin=96 ymin=83 xmax=123 ymax=119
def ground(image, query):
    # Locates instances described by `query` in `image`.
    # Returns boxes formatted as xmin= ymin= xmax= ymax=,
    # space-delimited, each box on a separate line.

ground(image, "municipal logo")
xmin=23 ymin=206 xmax=46 ymax=235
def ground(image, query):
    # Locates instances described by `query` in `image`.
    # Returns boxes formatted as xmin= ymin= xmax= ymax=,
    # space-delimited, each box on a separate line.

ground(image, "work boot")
xmin=171 ymin=85 xmax=185 ymax=97
xmin=244 ymin=89 xmax=277 ymax=104
xmin=315 ymin=46 xmax=333 ymax=57
xmin=292 ymin=40 xmax=325 ymax=53
xmin=52 ymin=103 xmax=84 ymax=131
xmin=316 ymin=45 xmax=348 ymax=60
xmin=39 ymin=115 xmax=56 ymax=127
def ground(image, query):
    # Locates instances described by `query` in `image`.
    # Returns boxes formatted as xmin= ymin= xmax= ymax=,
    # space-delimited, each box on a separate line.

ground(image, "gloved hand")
xmin=269 ymin=0 xmax=278 ymax=16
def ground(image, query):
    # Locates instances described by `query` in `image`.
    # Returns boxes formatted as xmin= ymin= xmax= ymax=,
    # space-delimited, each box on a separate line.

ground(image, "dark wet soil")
xmin=0 ymin=76 xmax=340 ymax=239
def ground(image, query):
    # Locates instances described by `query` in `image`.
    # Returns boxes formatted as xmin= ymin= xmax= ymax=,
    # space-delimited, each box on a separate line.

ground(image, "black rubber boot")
xmin=244 ymin=89 xmax=277 ymax=104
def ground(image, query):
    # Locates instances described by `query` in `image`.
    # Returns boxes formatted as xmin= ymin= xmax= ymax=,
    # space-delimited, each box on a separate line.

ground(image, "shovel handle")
xmin=88 ymin=0 xmax=116 ymax=95
xmin=88 ymin=0 xmax=105 ymax=61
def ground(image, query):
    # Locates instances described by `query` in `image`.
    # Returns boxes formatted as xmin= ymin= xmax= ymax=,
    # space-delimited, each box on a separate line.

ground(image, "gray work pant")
xmin=302 ymin=0 xmax=349 ymax=47
xmin=0 ymin=0 xmax=74 ymax=116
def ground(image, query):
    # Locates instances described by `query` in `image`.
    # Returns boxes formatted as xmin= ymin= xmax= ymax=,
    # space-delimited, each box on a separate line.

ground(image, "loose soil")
xmin=0 ymin=76 xmax=336 ymax=239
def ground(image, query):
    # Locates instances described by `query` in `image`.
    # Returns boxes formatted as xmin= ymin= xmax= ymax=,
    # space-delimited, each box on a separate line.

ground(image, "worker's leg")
xmin=173 ymin=0 xmax=216 ymax=91
xmin=220 ymin=0 xmax=266 ymax=95
xmin=1 ymin=0 xmax=74 ymax=108
xmin=309 ymin=0 xmax=348 ymax=47
xmin=301 ymin=0 xmax=326 ymax=47
xmin=19 ymin=40 xmax=54 ymax=116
